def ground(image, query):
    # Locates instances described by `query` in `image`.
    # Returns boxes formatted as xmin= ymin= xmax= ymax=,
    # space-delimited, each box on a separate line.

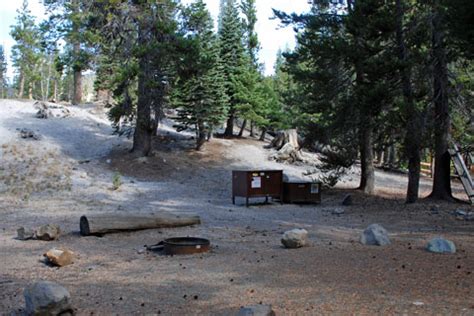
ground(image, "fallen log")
xmin=80 ymin=213 xmax=201 ymax=236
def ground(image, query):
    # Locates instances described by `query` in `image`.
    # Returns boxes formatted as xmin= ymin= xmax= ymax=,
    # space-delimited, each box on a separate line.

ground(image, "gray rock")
xmin=430 ymin=205 xmax=440 ymax=214
xmin=19 ymin=128 xmax=41 ymax=140
xmin=24 ymin=281 xmax=73 ymax=315
xmin=35 ymin=108 xmax=52 ymax=119
xmin=237 ymin=305 xmax=275 ymax=316
xmin=36 ymin=224 xmax=61 ymax=241
xmin=426 ymin=237 xmax=456 ymax=254
xmin=360 ymin=224 xmax=390 ymax=246
xmin=332 ymin=208 xmax=345 ymax=215
xmin=465 ymin=212 xmax=474 ymax=221
xmin=281 ymin=228 xmax=308 ymax=248
xmin=342 ymin=194 xmax=352 ymax=206
xmin=453 ymin=209 xmax=474 ymax=221
xmin=17 ymin=227 xmax=35 ymax=240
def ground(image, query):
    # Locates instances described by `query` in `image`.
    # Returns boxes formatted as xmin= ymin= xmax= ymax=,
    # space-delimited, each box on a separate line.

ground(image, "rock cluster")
xmin=17 ymin=224 xmax=61 ymax=241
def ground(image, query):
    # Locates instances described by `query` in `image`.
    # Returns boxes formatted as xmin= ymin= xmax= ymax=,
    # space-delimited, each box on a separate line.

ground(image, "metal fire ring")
xmin=147 ymin=237 xmax=211 ymax=255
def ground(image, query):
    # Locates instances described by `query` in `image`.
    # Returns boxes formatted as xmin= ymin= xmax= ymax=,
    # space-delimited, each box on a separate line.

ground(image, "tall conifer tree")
xmin=218 ymin=0 xmax=247 ymax=137
xmin=173 ymin=0 xmax=228 ymax=149
xmin=0 ymin=45 xmax=8 ymax=98
xmin=10 ymin=0 xmax=41 ymax=99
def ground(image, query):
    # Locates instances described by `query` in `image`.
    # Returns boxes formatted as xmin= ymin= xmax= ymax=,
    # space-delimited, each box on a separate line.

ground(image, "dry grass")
xmin=0 ymin=142 xmax=72 ymax=202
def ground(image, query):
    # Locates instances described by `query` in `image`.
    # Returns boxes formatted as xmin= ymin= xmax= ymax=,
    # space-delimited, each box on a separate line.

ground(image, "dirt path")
xmin=0 ymin=100 xmax=473 ymax=315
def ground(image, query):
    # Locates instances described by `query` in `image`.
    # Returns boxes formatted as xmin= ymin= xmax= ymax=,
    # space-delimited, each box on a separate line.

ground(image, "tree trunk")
xmin=28 ymin=83 xmax=33 ymax=100
xmin=396 ymin=0 xmax=424 ymax=203
xmin=53 ymin=79 xmax=58 ymax=102
xmin=196 ymin=121 xmax=206 ymax=150
xmin=359 ymin=123 xmax=375 ymax=194
xmin=259 ymin=127 xmax=266 ymax=141
xmin=71 ymin=0 xmax=82 ymax=105
xmin=250 ymin=121 xmax=255 ymax=137
xmin=132 ymin=25 xmax=153 ymax=156
xmin=72 ymin=63 xmax=82 ymax=104
xmin=428 ymin=0 xmax=453 ymax=200
xmin=388 ymin=145 xmax=397 ymax=168
xmin=18 ymin=73 xmax=25 ymax=98
xmin=45 ymin=55 xmax=52 ymax=101
xmin=224 ymin=111 xmax=235 ymax=137
xmin=354 ymin=47 xmax=375 ymax=194
xmin=238 ymin=119 xmax=247 ymax=137
xmin=80 ymin=213 xmax=201 ymax=236
xmin=378 ymin=150 xmax=384 ymax=166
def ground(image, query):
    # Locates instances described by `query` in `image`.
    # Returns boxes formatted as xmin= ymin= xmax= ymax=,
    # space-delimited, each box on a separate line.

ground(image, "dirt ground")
xmin=0 ymin=100 xmax=473 ymax=315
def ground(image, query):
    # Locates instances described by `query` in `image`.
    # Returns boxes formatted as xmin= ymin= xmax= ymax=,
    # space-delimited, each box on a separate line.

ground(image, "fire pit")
xmin=147 ymin=237 xmax=211 ymax=255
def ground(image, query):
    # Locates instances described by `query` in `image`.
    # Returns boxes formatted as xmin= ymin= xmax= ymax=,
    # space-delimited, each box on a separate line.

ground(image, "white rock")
xmin=332 ymin=208 xmax=345 ymax=215
xmin=281 ymin=228 xmax=308 ymax=248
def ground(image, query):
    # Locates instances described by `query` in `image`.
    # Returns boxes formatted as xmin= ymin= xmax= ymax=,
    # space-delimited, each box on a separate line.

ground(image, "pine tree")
xmin=241 ymin=0 xmax=259 ymax=66
xmin=92 ymin=0 xmax=181 ymax=156
xmin=238 ymin=0 xmax=260 ymax=137
xmin=428 ymin=0 xmax=453 ymax=200
xmin=43 ymin=0 xmax=96 ymax=104
xmin=10 ymin=0 xmax=41 ymax=99
xmin=218 ymin=0 xmax=247 ymax=137
xmin=0 ymin=45 xmax=8 ymax=98
xmin=276 ymin=0 xmax=397 ymax=193
xmin=173 ymin=0 xmax=228 ymax=150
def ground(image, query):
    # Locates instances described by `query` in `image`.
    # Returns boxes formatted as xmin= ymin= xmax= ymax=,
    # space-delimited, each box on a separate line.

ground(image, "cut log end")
xmin=80 ymin=216 xmax=90 ymax=236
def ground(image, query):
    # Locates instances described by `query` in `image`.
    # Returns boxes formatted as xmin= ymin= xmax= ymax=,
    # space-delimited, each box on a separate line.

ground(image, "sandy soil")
xmin=0 ymin=100 xmax=473 ymax=315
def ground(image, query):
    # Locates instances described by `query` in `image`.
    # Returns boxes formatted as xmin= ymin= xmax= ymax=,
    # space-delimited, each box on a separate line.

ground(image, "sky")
xmin=0 ymin=0 xmax=311 ymax=80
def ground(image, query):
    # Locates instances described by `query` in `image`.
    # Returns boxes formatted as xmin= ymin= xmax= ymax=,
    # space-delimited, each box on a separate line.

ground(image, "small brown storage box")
xmin=232 ymin=170 xmax=283 ymax=206
xmin=283 ymin=181 xmax=321 ymax=204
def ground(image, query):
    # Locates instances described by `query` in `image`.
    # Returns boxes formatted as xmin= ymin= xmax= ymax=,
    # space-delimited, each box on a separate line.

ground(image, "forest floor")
xmin=0 ymin=99 xmax=473 ymax=315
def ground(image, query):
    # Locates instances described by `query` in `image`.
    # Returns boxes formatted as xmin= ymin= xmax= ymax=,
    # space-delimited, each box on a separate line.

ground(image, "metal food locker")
xmin=232 ymin=170 xmax=283 ymax=206
xmin=283 ymin=181 xmax=322 ymax=204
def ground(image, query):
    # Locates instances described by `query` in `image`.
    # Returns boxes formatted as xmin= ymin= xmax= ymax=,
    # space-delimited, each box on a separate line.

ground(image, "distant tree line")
xmin=7 ymin=0 xmax=473 ymax=204
xmin=275 ymin=0 xmax=473 ymax=202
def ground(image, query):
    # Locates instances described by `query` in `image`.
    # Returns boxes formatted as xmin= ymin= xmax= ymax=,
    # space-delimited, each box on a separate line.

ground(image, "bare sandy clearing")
xmin=0 ymin=100 xmax=473 ymax=315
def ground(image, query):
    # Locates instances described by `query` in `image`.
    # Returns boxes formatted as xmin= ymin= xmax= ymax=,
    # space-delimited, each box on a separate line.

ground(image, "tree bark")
xmin=224 ymin=111 xmax=235 ymax=137
xmin=71 ymin=0 xmax=82 ymax=105
xmin=359 ymin=123 xmax=375 ymax=194
xmin=238 ymin=119 xmax=247 ymax=137
xmin=428 ymin=0 xmax=453 ymax=200
xmin=80 ymin=213 xmax=201 ymax=236
xmin=72 ymin=61 xmax=82 ymax=104
xmin=53 ymin=79 xmax=58 ymax=102
xmin=396 ymin=0 xmax=424 ymax=203
xmin=196 ymin=121 xmax=206 ymax=150
xmin=28 ymin=82 xmax=33 ymax=100
xmin=354 ymin=51 xmax=375 ymax=194
xmin=250 ymin=121 xmax=255 ymax=137
xmin=18 ymin=73 xmax=25 ymax=98
xmin=132 ymin=24 xmax=153 ymax=156
xmin=259 ymin=127 xmax=266 ymax=141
